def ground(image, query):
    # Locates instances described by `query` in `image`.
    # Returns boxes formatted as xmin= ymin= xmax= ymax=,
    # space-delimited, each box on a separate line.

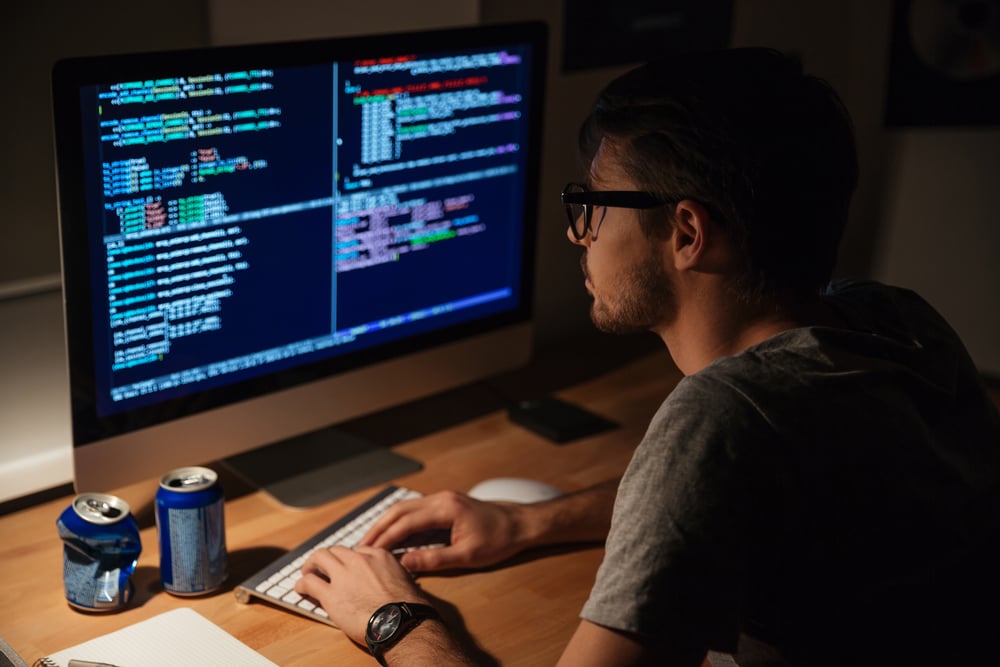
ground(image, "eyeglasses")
xmin=561 ymin=182 xmax=672 ymax=241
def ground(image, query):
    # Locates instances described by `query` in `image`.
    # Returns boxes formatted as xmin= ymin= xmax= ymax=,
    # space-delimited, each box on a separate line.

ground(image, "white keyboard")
xmin=234 ymin=485 xmax=444 ymax=625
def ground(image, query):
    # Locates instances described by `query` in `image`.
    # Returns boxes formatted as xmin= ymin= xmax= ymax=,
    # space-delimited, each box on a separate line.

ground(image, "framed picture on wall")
xmin=885 ymin=0 xmax=1000 ymax=126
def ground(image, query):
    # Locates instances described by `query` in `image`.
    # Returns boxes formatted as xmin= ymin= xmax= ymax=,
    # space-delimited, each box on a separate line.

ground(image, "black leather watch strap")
xmin=365 ymin=601 xmax=440 ymax=665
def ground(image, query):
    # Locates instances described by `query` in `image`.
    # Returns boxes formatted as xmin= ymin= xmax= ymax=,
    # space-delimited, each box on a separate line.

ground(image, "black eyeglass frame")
xmin=561 ymin=182 xmax=673 ymax=241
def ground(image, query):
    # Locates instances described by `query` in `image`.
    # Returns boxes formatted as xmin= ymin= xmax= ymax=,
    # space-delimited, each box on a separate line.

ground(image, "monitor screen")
xmin=52 ymin=22 xmax=547 ymax=505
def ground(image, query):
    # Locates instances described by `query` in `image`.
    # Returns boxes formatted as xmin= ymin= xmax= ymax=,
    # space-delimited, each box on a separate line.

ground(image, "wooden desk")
xmin=0 ymin=351 xmax=681 ymax=666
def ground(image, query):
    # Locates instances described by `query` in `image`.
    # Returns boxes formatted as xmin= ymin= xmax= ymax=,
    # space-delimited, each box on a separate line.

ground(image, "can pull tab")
xmin=170 ymin=473 xmax=207 ymax=488
xmin=84 ymin=498 xmax=122 ymax=519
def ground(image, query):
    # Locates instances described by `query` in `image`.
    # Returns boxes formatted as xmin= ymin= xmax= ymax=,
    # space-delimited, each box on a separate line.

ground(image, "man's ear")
xmin=670 ymin=199 xmax=713 ymax=271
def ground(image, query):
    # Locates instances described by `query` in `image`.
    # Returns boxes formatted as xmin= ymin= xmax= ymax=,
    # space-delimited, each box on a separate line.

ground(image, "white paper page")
xmin=39 ymin=608 xmax=277 ymax=667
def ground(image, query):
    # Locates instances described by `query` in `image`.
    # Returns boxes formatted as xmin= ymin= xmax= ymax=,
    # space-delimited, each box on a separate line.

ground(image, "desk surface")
xmin=0 ymin=350 xmax=681 ymax=666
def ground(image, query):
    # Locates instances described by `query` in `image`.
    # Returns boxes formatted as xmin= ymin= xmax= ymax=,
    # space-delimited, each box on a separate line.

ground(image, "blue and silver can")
xmin=155 ymin=466 xmax=228 ymax=595
xmin=56 ymin=492 xmax=141 ymax=611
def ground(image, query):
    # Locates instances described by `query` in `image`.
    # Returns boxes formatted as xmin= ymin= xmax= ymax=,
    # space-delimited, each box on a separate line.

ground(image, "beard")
xmin=582 ymin=250 xmax=675 ymax=335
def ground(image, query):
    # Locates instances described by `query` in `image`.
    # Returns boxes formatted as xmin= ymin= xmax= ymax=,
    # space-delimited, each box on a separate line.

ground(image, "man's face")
xmin=567 ymin=140 xmax=675 ymax=335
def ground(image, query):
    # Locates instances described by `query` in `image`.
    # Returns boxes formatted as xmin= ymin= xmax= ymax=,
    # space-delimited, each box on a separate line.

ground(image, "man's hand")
xmin=294 ymin=545 xmax=427 ymax=645
xmin=360 ymin=490 xmax=530 ymax=572
xmin=361 ymin=481 xmax=620 ymax=573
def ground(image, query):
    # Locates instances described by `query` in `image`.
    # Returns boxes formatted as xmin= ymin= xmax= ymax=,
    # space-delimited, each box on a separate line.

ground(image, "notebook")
xmin=34 ymin=608 xmax=277 ymax=667
xmin=0 ymin=634 xmax=29 ymax=667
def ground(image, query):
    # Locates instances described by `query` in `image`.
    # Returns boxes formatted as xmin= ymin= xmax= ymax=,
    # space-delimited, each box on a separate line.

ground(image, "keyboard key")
xmin=266 ymin=584 xmax=288 ymax=599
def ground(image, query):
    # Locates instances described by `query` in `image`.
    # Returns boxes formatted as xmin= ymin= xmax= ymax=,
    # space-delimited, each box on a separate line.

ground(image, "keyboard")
xmin=234 ymin=485 xmax=444 ymax=625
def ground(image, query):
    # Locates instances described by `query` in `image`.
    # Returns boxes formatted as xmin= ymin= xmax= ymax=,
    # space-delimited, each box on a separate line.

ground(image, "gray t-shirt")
xmin=581 ymin=281 xmax=1000 ymax=664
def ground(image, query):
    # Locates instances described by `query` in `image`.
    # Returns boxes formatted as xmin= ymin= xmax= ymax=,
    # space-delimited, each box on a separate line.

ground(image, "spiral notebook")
xmin=34 ymin=608 xmax=277 ymax=667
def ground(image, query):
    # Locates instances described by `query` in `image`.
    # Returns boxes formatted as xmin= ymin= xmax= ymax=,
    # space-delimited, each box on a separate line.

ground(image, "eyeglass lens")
xmin=563 ymin=183 xmax=588 ymax=238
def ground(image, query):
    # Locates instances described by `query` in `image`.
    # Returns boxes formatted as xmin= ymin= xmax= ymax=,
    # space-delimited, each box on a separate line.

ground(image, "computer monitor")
xmin=51 ymin=21 xmax=547 ymax=506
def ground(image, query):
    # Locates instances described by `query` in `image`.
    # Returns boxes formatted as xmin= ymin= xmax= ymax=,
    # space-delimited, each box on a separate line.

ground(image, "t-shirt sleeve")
xmin=581 ymin=374 xmax=775 ymax=653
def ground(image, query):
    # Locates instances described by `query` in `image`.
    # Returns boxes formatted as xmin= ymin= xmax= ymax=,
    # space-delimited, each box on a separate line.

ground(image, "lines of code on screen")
xmin=81 ymin=45 xmax=533 ymax=415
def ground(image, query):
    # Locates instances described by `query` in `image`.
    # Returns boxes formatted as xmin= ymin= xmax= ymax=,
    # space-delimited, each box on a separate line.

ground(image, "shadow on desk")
xmin=428 ymin=592 xmax=502 ymax=667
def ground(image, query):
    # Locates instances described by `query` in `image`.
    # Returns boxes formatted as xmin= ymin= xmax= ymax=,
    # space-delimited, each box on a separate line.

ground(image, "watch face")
xmin=370 ymin=604 xmax=403 ymax=642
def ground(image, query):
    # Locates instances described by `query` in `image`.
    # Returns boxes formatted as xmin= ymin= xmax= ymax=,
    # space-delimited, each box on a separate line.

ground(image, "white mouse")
xmin=466 ymin=477 xmax=564 ymax=503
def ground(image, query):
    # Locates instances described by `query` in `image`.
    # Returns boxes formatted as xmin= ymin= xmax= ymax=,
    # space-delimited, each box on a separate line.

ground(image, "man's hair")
xmin=578 ymin=48 xmax=859 ymax=301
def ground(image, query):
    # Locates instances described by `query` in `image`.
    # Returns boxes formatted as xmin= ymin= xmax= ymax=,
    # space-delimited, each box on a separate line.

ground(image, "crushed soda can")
xmin=56 ymin=492 xmax=142 ymax=611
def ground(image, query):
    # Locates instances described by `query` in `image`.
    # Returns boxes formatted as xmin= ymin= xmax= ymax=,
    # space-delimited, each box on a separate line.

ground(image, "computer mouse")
xmin=466 ymin=477 xmax=563 ymax=503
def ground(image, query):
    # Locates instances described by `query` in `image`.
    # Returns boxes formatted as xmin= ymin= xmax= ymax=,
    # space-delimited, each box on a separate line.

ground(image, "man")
xmin=295 ymin=48 xmax=1000 ymax=666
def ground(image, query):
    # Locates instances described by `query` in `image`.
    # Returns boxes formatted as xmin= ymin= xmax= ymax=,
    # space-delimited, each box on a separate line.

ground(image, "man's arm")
xmin=361 ymin=479 xmax=620 ymax=572
xmin=294 ymin=481 xmax=709 ymax=666
xmin=294 ymin=546 xmax=707 ymax=667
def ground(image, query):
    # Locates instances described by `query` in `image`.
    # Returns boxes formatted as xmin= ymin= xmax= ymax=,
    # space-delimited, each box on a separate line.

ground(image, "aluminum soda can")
xmin=56 ymin=492 xmax=142 ymax=611
xmin=155 ymin=466 xmax=228 ymax=595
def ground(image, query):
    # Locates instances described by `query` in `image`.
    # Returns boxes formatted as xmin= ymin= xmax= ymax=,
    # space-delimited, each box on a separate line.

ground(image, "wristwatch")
xmin=365 ymin=601 xmax=440 ymax=665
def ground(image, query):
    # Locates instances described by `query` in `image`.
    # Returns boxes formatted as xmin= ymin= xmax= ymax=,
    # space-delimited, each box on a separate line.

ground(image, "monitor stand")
xmin=220 ymin=427 xmax=422 ymax=508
